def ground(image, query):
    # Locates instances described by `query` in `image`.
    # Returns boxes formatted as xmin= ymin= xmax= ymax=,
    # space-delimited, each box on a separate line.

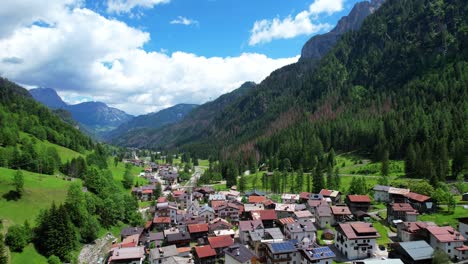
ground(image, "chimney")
xmin=236 ymin=248 xmax=240 ymax=256
xmin=116 ymin=251 xmax=119 ymax=256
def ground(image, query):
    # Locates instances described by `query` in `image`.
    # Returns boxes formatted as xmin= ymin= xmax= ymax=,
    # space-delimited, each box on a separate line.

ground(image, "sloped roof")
xmin=404 ymin=192 xmax=431 ymax=202
xmin=188 ymin=223 xmax=209 ymax=233
xmin=426 ymin=226 xmax=466 ymax=243
xmin=239 ymin=220 xmax=263 ymax=232
xmin=224 ymin=244 xmax=256 ymax=263
xmin=347 ymin=195 xmax=371 ymax=203
xmin=398 ymin=241 xmax=433 ymax=261
xmin=195 ymin=246 xmax=217 ymax=258
xmin=331 ymin=205 xmax=352 ymax=215
xmin=208 ymin=235 xmax=234 ymax=248
xmin=251 ymin=210 xmax=277 ymax=220
xmin=248 ymin=195 xmax=267 ymax=203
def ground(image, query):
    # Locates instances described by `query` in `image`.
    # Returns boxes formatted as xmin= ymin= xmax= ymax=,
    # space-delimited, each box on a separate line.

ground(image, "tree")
xmin=381 ymin=150 xmax=389 ymax=176
xmin=333 ymin=168 xmax=341 ymax=189
xmin=432 ymin=248 xmax=450 ymax=264
xmin=408 ymin=181 xmax=434 ymax=196
xmin=312 ymin=166 xmax=324 ymax=193
xmin=327 ymin=148 xmax=336 ymax=167
xmin=281 ymin=158 xmax=292 ymax=172
xmin=122 ymin=169 xmax=134 ymax=189
xmin=326 ymin=165 xmax=334 ymax=189
xmin=405 ymin=143 xmax=416 ymax=177
xmin=65 ymin=182 xmax=88 ymax=228
xmin=0 ymin=233 xmax=8 ymax=264
xmin=154 ymin=183 xmax=162 ymax=200
xmin=5 ymin=225 xmax=28 ymax=252
xmin=13 ymin=170 xmax=24 ymax=197
xmin=296 ymin=168 xmax=304 ymax=193
xmin=48 ymin=255 xmax=61 ymax=264
xmin=348 ymin=177 xmax=367 ymax=195
xmin=238 ymin=174 xmax=246 ymax=193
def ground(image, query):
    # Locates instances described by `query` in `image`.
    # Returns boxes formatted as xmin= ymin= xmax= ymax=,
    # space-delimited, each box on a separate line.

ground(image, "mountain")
xmin=114 ymin=0 xmax=467 ymax=174
xmin=105 ymin=103 xmax=198 ymax=140
xmin=301 ymin=0 xmax=385 ymax=60
xmin=29 ymin=87 xmax=67 ymax=109
xmin=110 ymin=81 xmax=256 ymax=150
xmin=29 ymin=88 xmax=133 ymax=137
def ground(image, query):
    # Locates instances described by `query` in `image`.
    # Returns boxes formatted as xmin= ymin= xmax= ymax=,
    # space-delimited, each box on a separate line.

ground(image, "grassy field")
xmin=372 ymin=220 xmax=392 ymax=245
xmin=0 ymin=167 xmax=75 ymax=227
xmin=336 ymin=153 xmax=405 ymax=177
xmin=20 ymin=132 xmax=84 ymax=163
xmin=418 ymin=206 xmax=468 ymax=227
xmin=10 ymin=244 xmax=48 ymax=264
xmin=108 ymin=158 xmax=143 ymax=191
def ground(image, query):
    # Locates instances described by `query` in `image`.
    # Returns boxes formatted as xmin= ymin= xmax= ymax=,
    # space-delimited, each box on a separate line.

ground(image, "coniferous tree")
xmin=122 ymin=169 xmax=134 ymax=189
xmin=296 ymin=168 xmax=304 ymax=193
xmin=381 ymin=150 xmax=389 ymax=176
xmin=405 ymin=143 xmax=416 ymax=177
xmin=333 ymin=167 xmax=341 ymax=189
xmin=238 ymin=174 xmax=246 ymax=193
xmin=0 ymin=234 xmax=7 ymax=264
xmin=312 ymin=166 xmax=324 ymax=193
xmin=13 ymin=170 xmax=24 ymax=197
xmin=326 ymin=165 xmax=333 ymax=189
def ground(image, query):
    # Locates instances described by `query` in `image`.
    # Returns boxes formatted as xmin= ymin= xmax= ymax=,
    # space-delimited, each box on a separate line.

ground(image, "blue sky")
xmin=0 ymin=0 xmax=362 ymax=115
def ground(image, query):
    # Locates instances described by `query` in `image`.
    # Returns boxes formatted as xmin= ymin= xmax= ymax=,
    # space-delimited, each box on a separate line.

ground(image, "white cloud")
xmin=0 ymin=1 xmax=297 ymax=115
xmin=106 ymin=0 xmax=170 ymax=14
xmin=249 ymin=0 xmax=344 ymax=45
xmin=170 ymin=16 xmax=198 ymax=26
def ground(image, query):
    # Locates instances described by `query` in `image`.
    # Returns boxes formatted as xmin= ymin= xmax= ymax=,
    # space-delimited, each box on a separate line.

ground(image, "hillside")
xmin=105 ymin=103 xmax=198 ymax=140
xmin=115 ymin=0 xmax=467 ymax=177
xmin=29 ymin=88 xmax=67 ymax=109
xmin=111 ymin=81 xmax=256 ymax=153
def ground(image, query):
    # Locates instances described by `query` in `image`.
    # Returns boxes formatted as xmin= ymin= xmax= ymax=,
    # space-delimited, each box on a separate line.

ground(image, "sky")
xmin=0 ymin=0 xmax=361 ymax=115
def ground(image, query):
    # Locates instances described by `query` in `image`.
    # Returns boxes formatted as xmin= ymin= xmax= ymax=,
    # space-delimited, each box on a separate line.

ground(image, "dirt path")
xmin=79 ymin=233 xmax=115 ymax=264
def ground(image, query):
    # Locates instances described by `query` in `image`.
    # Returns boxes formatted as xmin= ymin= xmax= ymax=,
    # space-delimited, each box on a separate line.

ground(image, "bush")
xmin=5 ymin=225 xmax=29 ymax=252
xmin=48 ymin=255 xmax=61 ymax=264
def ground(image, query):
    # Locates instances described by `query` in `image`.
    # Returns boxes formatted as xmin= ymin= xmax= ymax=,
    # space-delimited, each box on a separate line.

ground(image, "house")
xmin=373 ymin=185 xmax=391 ymax=202
xmin=108 ymin=246 xmax=145 ymax=264
xmin=251 ymin=210 xmax=278 ymax=228
xmin=224 ymin=244 xmax=257 ymax=264
xmin=132 ymin=186 xmax=155 ymax=201
xmin=396 ymin=221 xmax=437 ymax=242
xmin=293 ymin=210 xmax=313 ymax=222
xmin=219 ymin=190 xmax=241 ymax=200
xmin=403 ymin=192 xmax=434 ymax=213
xmin=387 ymin=203 xmax=419 ymax=224
xmin=244 ymin=190 xmax=266 ymax=197
xmin=458 ymin=217 xmax=468 ymax=240
xmin=216 ymin=202 xmax=243 ymax=222
xmin=155 ymin=202 xmax=178 ymax=224
xmin=194 ymin=245 xmax=217 ymax=264
xmin=388 ymin=240 xmax=434 ymax=264
xmin=244 ymin=203 xmax=265 ymax=216
xmin=114 ymin=234 xmax=139 ymax=248
xmin=281 ymin=193 xmax=299 ymax=204
xmin=153 ymin=217 xmax=171 ymax=231
xmin=208 ymin=194 xmax=226 ymax=202
xmin=120 ymin=227 xmax=144 ymax=241
xmin=331 ymin=205 xmax=353 ymax=224
xmin=315 ymin=204 xmax=333 ymax=228
xmin=173 ymin=190 xmax=188 ymax=209
xmin=149 ymin=245 xmax=179 ymax=264
xmin=166 ymin=231 xmax=191 ymax=247
xmin=319 ymin=189 xmax=341 ymax=204
xmin=187 ymin=200 xmax=200 ymax=216
xmin=198 ymin=205 xmax=215 ymax=222
xmin=247 ymin=228 xmax=284 ymax=257
xmin=335 ymin=222 xmax=380 ymax=260
xmin=426 ymin=225 xmax=466 ymax=260
xmin=208 ymin=235 xmax=234 ymax=254
xmin=298 ymin=246 xmax=335 ymax=264
xmin=274 ymin=203 xmax=296 ymax=218
xmin=462 ymin=193 xmax=468 ymax=201
xmin=345 ymin=195 xmax=371 ymax=214
xmin=306 ymin=199 xmax=328 ymax=215
xmin=188 ymin=223 xmax=209 ymax=240
xmin=209 ymin=217 xmax=233 ymax=233
xmin=265 ymin=241 xmax=298 ymax=264
xmin=299 ymin=192 xmax=324 ymax=203
xmin=388 ymin=187 xmax=410 ymax=202
xmin=239 ymin=220 xmax=264 ymax=244
xmin=248 ymin=195 xmax=267 ymax=204
xmin=283 ymin=220 xmax=316 ymax=242
xmin=140 ymin=232 xmax=164 ymax=248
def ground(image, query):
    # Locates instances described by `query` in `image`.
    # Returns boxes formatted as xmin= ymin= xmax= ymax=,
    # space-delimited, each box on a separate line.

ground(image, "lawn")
xmin=0 ymin=167 xmax=75 ymax=227
xmin=372 ymin=220 xmax=392 ymax=245
xmin=418 ymin=206 xmax=468 ymax=227
xmin=20 ymin=132 xmax=84 ymax=163
xmin=335 ymin=153 xmax=405 ymax=177
xmin=10 ymin=244 xmax=48 ymax=264
xmin=108 ymin=158 xmax=143 ymax=191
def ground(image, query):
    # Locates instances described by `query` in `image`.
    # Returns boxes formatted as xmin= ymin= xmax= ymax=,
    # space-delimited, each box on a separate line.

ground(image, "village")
xmin=107 ymin=160 xmax=468 ymax=264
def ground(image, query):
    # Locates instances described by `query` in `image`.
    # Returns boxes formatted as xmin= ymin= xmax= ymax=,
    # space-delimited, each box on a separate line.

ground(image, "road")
xmin=184 ymin=166 xmax=204 ymax=188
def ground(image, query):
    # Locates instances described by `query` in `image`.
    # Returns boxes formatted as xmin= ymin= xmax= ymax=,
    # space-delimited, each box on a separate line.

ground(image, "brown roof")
xmin=347 ymin=195 xmax=371 ymax=203
xmin=300 ymin=192 xmax=311 ymax=199
xmin=211 ymin=200 xmax=226 ymax=210
xmin=278 ymin=217 xmax=296 ymax=225
xmin=338 ymin=222 xmax=380 ymax=240
xmin=188 ymin=223 xmax=209 ymax=234
xmin=153 ymin=217 xmax=171 ymax=224
xmin=404 ymin=192 xmax=431 ymax=202
xmin=248 ymin=196 xmax=267 ymax=203
xmin=391 ymin=203 xmax=418 ymax=213
xmin=239 ymin=220 xmax=263 ymax=231
xmin=157 ymin=197 xmax=168 ymax=203
xmin=331 ymin=206 xmax=352 ymax=215
xmin=251 ymin=210 xmax=277 ymax=221
xmin=319 ymin=189 xmax=333 ymax=196
xmin=294 ymin=210 xmax=313 ymax=218
xmin=195 ymin=246 xmax=217 ymax=258
xmin=208 ymin=235 xmax=234 ymax=249
xmin=426 ymin=226 xmax=466 ymax=243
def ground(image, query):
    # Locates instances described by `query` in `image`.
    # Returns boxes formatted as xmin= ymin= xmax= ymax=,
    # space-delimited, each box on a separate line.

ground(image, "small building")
xmin=199 ymin=205 xmax=215 ymax=223
xmin=403 ymin=192 xmax=434 ymax=213
xmin=153 ymin=217 xmax=171 ymax=231
xmin=387 ymin=203 xmax=419 ymax=224
xmin=109 ymin=246 xmax=145 ymax=264
xmin=281 ymin=193 xmax=299 ymax=204
xmin=298 ymin=246 xmax=335 ymax=264
xmin=265 ymin=241 xmax=298 ymax=264
xmin=188 ymin=223 xmax=209 ymax=240
xmin=209 ymin=218 xmax=233 ymax=233
xmin=462 ymin=193 xmax=468 ymax=201
xmin=373 ymin=185 xmax=391 ymax=202
xmin=331 ymin=205 xmax=353 ymax=224
xmin=315 ymin=204 xmax=333 ymax=229
xmin=224 ymin=244 xmax=257 ymax=264
xmin=238 ymin=220 xmax=264 ymax=244
xmin=293 ymin=210 xmax=313 ymax=222
xmin=274 ymin=203 xmax=296 ymax=219
xmin=426 ymin=225 xmax=466 ymax=260
xmin=251 ymin=210 xmax=278 ymax=228
xmin=248 ymin=195 xmax=267 ymax=204
xmin=346 ymin=195 xmax=371 ymax=214
xmin=319 ymin=189 xmax=341 ymax=204
xmin=120 ymin=227 xmax=144 ymax=241
xmin=247 ymin=228 xmax=284 ymax=256
xmin=335 ymin=222 xmax=380 ymax=260
xmin=458 ymin=217 xmax=468 ymax=240
xmin=166 ymin=231 xmax=191 ymax=247
xmin=396 ymin=221 xmax=437 ymax=242
xmin=194 ymin=246 xmax=217 ymax=264
xmin=284 ymin=220 xmax=316 ymax=242
xmin=208 ymin=235 xmax=234 ymax=254
xmin=149 ymin=245 xmax=179 ymax=264
xmin=388 ymin=240 xmax=434 ymax=264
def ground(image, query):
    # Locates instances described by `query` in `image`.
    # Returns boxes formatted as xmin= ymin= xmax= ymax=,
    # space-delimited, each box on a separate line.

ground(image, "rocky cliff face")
xmin=300 ymin=0 xmax=385 ymax=60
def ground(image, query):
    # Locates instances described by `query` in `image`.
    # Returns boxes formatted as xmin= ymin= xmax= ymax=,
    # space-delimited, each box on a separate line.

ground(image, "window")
xmin=448 ymin=243 xmax=451 ymax=246
xmin=448 ymin=249 xmax=451 ymax=253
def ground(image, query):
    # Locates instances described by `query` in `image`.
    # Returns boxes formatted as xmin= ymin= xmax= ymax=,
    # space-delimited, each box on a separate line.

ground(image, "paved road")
xmin=184 ymin=166 xmax=204 ymax=188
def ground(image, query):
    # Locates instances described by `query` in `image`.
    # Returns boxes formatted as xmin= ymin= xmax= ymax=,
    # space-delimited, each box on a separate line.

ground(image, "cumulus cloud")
xmin=170 ymin=16 xmax=198 ymax=26
xmin=106 ymin=0 xmax=170 ymax=14
xmin=249 ymin=0 xmax=344 ymax=45
xmin=0 ymin=1 xmax=297 ymax=115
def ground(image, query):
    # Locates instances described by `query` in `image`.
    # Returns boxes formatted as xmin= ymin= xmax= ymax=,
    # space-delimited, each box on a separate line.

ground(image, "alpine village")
xmin=0 ymin=0 xmax=467 ymax=264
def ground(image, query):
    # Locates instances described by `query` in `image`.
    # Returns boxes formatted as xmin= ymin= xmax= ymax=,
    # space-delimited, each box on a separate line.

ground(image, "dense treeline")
xmin=216 ymin=0 xmax=468 ymax=184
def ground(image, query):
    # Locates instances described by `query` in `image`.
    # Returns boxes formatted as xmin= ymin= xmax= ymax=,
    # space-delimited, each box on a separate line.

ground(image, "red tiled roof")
xmin=338 ymin=222 xmax=380 ymax=240
xmin=145 ymin=221 xmax=152 ymax=229
xmin=153 ymin=217 xmax=171 ymax=224
xmin=404 ymin=192 xmax=431 ymax=202
xmin=248 ymin=196 xmax=267 ymax=203
xmin=173 ymin=190 xmax=185 ymax=196
xmin=300 ymin=192 xmax=311 ymax=199
xmin=331 ymin=206 xmax=352 ymax=215
xmin=426 ymin=226 xmax=466 ymax=243
xmin=279 ymin=217 xmax=295 ymax=225
xmin=142 ymin=189 xmax=153 ymax=194
xmin=211 ymin=200 xmax=226 ymax=210
xmin=188 ymin=223 xmax=209 ymax=233
xmin=263 ymin=199 xmax=274 ymax=206
xmin=157 ymin=197 xmax=167 ymax=203
xmin=320 ymin=189 xmax=333 ymax=196
xmin=251 ymin=210 xmax=277 ymax=221
xmin=177 ymin=247 xmax=191 ymax=253
xmin=347 ymin=195 xmax=371 ymax=203
xmin=208 ymin=235 xmax=234 ymax=249
xmin=391 ymin=203 xmax=418 ymax=212
xmin=195 ymin=246 xmax=217 ymax=258
xmin=239 ymin=220 xmax=263 ymax=231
